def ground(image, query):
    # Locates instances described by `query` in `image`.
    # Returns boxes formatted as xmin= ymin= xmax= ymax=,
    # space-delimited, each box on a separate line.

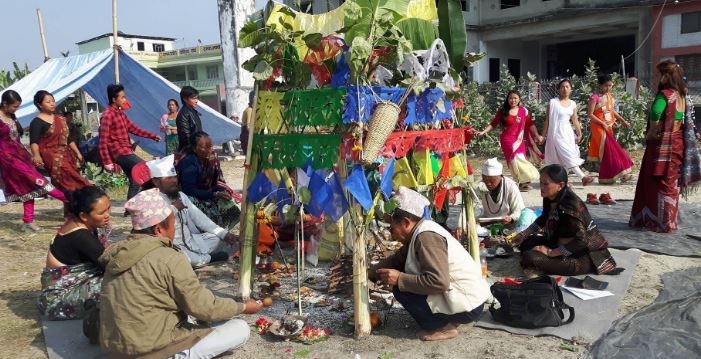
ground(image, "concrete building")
xmin=461 ymin=0 xmax=684 ymax=84
xmin=652 ymin=0 xmax=701 ymax=97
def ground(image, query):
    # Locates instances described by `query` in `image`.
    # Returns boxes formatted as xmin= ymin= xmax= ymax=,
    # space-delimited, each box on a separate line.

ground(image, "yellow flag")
xmin=393 ymin=157 xmax=419 ymax=190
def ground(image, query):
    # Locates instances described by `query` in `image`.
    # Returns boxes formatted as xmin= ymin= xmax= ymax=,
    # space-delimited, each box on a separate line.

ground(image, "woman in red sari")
xmin=29 ymin=91 xmax=91 ymax=194
xmin=587 ymin=74 xmax=633 ymax=184
xmin=630 ymin=61 xmax=693 ymax=233
xmin=0 ymin=90 xmax=67 ymax=232
xmin=477 ymin=90 xmax=543 ymax=191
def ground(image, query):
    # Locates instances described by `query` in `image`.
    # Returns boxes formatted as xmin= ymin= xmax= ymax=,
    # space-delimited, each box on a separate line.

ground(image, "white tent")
xmin=5 ymin=49 xmax=240 ymax=157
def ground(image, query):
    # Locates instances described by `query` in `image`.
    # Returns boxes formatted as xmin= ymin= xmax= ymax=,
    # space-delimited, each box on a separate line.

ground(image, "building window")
xmin=206 ymin=65 xmax=219 ymax=79
xmin=188 ymin=68 xmax=198 ymax=81
xmin=677 ymin=55 xmax=701 ymax=81
xmin=152 ymin=43 xmax=165 ymax=52
xmin=174 ymin=69 xmax=186 ymax=82
xmin=508 ymin=59 xmax=521 ymax=79
xmin=681 ymin=11 xmax=701 ymax=34
xmin=501 ymin=0 xmax=520 ymax=9
xmin=137 ymin=41 xmax=145 ymax=51
xmin=489 ymin=58 xmax=500 ymax=82
xmin=461 ymin=0 xmax=469 ymax=11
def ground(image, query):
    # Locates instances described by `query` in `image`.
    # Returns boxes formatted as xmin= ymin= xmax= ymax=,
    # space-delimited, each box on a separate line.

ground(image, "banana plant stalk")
xmin=463 ymin=186 xmax=480 ymax=263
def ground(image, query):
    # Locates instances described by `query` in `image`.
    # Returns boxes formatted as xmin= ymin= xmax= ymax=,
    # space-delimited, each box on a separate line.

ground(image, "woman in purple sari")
xmin=0 ymin=90 xmax=67 ymax=232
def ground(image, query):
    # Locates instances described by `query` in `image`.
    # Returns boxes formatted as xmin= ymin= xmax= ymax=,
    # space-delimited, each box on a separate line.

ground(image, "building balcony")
xmin=160 ymin=44 xmax=221 ymax=59
xmin=172 ymin=79 xmax=222 ymax=90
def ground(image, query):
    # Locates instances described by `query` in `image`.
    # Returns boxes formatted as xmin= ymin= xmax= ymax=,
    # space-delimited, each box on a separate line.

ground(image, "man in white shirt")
xmin=146 ymin=155 xmax=237 ymax=267
xmin=477 ymin=158 xmax=525 ymax=225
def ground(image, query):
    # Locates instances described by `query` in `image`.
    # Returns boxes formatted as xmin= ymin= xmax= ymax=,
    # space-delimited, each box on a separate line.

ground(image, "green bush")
xmin=462 ymin=60 xmax=651 ymax=158
xmin=81 ymin=163 xmax=128 ymax=189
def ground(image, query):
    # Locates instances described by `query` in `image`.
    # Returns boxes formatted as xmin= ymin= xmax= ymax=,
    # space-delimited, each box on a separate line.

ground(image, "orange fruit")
xmin=370 ymin=312 xmax=380 ymax=327
xmin=262 ymin=297 xmax=273 ymax=306
xmin=270 ymin=261 xmax=282 ymax=270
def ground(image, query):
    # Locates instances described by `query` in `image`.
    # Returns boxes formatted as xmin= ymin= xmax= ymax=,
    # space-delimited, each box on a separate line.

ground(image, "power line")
xmin=623 ymin=0 xmax=667 ymax=60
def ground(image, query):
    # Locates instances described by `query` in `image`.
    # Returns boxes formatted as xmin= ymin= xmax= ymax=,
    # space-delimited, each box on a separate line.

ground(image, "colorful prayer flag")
xmin=343 ymin=165 xmax=373 ymax=211
xmin=247 ymin=171 xmax=275 ymax=204
xmin=380 ymin=158 xmax=395 ymax=200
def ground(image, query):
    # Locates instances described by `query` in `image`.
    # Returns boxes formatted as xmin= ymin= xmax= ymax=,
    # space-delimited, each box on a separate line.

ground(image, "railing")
xmin=160 ymin=44 xmax=222 ymax=59
xmin=171 ymin=79 xmax=222 ymax=89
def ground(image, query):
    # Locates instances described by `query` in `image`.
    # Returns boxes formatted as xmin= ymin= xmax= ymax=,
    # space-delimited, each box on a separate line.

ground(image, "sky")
xmin=0 ymin=0 xmax=267 ymax=71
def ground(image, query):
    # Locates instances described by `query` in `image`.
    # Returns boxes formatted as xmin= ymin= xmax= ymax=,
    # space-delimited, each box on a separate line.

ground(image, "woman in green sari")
xmin=160 ymin=99 xmax=179 ymax=155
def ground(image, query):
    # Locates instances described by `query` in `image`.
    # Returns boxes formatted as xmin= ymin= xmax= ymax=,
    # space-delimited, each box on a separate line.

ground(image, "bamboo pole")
xmin=352 ymin=202 xmax=372 ymax=338
xmin=237 ymin=84 xmax=260 ymax=298
xmin=112 ymin=0 xmax=120 ymax=83
xmin=297 ymin=204 xmax=304 ymax=316
xmin=36 ymin=9 xmax=49 ymax=62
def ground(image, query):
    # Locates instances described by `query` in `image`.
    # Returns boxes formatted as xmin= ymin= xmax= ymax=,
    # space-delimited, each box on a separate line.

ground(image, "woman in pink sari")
xmin=477 ymin=90 xmax=543 ymax=191
xmin=0 ymin=90 xmax=67 ymax=232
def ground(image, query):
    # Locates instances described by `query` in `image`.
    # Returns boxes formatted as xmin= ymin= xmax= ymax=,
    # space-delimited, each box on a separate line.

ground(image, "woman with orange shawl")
xmin=586 ymin=75 xmax=633 ymax=184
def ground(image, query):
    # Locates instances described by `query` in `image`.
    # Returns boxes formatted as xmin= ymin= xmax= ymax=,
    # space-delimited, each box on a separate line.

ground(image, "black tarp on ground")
xmin=588 ymin=201 xmax=701 ymax=257
xmin=587 ymin=267 xmax=701 ymax=359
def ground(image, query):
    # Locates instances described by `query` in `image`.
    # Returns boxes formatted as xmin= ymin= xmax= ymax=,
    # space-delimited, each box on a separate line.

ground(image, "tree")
xmin=0 ymin=62 xmax=31 ymax=89
xmin=217 ymin=0 xmax=255 ymax=118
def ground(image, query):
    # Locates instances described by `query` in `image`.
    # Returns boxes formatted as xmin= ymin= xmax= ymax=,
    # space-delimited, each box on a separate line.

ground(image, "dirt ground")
xmin=0 ymin=152 xmax=699 ymax=359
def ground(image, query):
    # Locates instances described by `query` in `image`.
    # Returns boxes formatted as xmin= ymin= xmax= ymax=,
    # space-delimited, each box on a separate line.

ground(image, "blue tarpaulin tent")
xmin=5 ymin=49 xmax=239 ymax=157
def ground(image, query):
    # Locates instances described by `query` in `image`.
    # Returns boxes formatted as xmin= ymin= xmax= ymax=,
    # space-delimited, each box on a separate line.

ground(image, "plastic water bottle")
xmin=479 ymin=243 xmax=488 ymax=278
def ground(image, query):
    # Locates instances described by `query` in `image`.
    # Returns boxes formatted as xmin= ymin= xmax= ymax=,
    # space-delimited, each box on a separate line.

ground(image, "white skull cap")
xmin=146 ymin=154 xmax=177 ymax=178
xmin=482 ymin=157 xmax=503 ymax=176
xmin=394 ymin=186 xmax=430 ymax=218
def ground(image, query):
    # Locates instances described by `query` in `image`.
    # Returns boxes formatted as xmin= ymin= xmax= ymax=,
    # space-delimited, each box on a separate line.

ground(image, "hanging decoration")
xmin=255 ymin=91 xmax=285 ymax=132
xmin=283 ymin=88 xmax=346 ymax=127
xmin=382 ymin=128 xmax=467 ymax=159
xmin=254 ymin=133 xmax=341 ymax=169
xmin=343 ymin=86 xmax=416 ymax=124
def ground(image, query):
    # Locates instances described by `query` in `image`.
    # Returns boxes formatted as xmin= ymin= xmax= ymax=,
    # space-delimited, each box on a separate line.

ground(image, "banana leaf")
xmin=437 ymin=0 xmax=467 ymax=69
xmin=395 ymin=18 xmax=438 ymax=50
xmin=343 ymin=0 xmax=410 ymax=46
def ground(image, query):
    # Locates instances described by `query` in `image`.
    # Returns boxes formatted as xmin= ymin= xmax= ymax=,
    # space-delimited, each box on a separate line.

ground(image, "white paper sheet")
xmin=562 ymin=286 xmax=614 ymax=300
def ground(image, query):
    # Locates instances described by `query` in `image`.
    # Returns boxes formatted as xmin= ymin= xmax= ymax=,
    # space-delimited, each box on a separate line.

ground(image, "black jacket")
xmin=176 ymin=105 xmax=202 ymax=152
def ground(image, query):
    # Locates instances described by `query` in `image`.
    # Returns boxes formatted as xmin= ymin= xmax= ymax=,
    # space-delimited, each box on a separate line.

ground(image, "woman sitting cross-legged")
xmin=178 ymin=131 xmax=240 ymax=229
xmin=38 ymin=186 xmax=111 ymax=320
xmin=511 ymin=164 xmax=618 ymax=276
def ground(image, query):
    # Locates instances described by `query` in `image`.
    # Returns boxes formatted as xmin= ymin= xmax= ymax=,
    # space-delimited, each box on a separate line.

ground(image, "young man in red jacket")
xmin=98 ymin=84 xmax=161 ymax=200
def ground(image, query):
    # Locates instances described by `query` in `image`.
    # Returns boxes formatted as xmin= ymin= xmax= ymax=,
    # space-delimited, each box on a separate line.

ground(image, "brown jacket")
xmin=98 ymin=234 xmax=244 ymax=358
xmin=370 ymin=221 xmax=450 ymax=295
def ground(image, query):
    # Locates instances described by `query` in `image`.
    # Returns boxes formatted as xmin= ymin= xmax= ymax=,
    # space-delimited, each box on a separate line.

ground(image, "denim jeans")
xmin=392 ymin=286 xmax=485 ymax=331
xmin=115 ymin=154 xmax=143 ymax=200
xmin=169 ymin=319 xmax=250 ymax=359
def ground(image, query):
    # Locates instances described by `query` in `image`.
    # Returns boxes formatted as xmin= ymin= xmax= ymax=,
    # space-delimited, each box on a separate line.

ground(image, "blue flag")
xmin=247 ymin=171 xmax=274 ymax=203
xmin=307 ymin=170 xmax=330 ymax=217
xmin=323 ymin=173 xmax=349 ymax=222
xmin=380 ymin=158 xmax=395 ymax=200
xmin=276 ymin=178 xmax=292 ymax=219
xmin=343 ymin=165 xmax=373 ymax=211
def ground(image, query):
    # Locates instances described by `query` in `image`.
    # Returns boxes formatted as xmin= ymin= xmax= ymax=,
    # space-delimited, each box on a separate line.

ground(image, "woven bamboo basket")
xmin=361 ymin=101 xmax=400 ymax=165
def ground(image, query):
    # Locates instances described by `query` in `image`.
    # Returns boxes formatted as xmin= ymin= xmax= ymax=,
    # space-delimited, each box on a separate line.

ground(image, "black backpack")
xmin=489 ymin=275 xmax=575 ymax=328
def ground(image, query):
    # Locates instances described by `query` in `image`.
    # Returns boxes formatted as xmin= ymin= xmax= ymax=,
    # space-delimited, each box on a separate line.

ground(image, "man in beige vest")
xmin=372 ymin=187 xmax=491 ymax=341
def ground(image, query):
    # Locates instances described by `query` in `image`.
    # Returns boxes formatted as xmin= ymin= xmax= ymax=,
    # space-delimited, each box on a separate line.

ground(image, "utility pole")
xmin=217 ymin=0 xmax=254 ymax=118
xmin=36 ymin=8 xmax=49 ymax=62
xmin=112 ymin=0 xmax=120 ymax=83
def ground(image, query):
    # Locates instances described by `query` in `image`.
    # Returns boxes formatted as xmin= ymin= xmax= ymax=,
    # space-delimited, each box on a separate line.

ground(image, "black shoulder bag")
xmin=489 ymin=275 xmax=575 ymax=328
